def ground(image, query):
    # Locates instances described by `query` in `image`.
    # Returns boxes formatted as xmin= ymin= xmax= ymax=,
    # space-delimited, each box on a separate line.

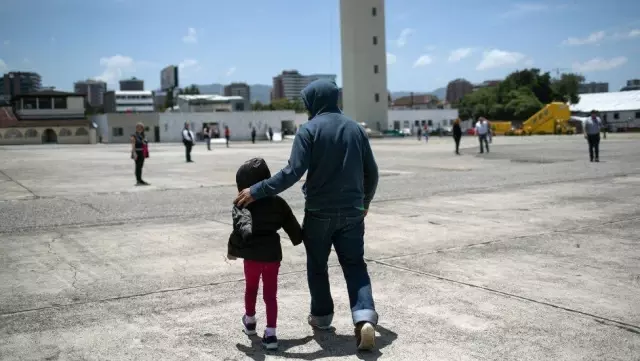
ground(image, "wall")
xmin=159 ymin=111 xmax=297 ymax=142
xmin=101 ymin=113 xmax=160 ymax=143
xmin=388 ymin=109 xmax=459 ymax=130
xmin=0 ymin=125 xmax=92 ymax=145
xmin=602 ymin=110 xmax=640 ymax=130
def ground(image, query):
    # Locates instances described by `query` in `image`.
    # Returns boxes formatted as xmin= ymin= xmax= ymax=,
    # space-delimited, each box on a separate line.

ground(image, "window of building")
xmin=613 ymin=112 xmax=620 ymax=119
xmin=414 ymin=120 xmax=420 ymax=126
xmin=635 ymin=112 xmax=640 ymax=119
xmin=374 ymin=93 xmax=380 ymax=102
xmin=373 ymin=36 xmax=378 ymax=45
xmin=112 ymin=127 xmax=124 ymax=137
xmin=23 ymin=98 xmax=37 ymax=109
xmin=421 ymin=120 xmax=426 ymax=125
xmin=54 ymin=97 xmax=67 ymax=109
xmin=38 ymin=97 xmax=52 ymax=109
xmin=372 ymin=7 xmax=377 ymax=16
xmin=374 ymin=65 xmax=379 ymax=74
xmin=428 ymin=120 xmax=433 ymax=126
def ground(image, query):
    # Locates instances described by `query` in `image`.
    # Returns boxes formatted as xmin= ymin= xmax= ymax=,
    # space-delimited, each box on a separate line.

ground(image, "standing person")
xmin=486 ymin=119 xmax=493 ymax=143
xmin=203 ymin=124 xmax=211 ymax=151
xmin=130 ymin=123 xmax=150 ymax=186
xmin=234 ymin=79 xmax=380 ymax=351
xmin=227 ymin=158 xmax=303 ymax=350
xmin=416 ymin=126 xmax=422 ymax=141
xmin=182 ymin=122 xmax=195 ymax=163
xmin=584 ymin=110 xmax=602 ymax=162
xmin=268 ymin=127 xmax=274 ymax=142
xmin=453 ymin=118 xmax=462 ymax=155
xmin=251 ymin=127 xmax=257 ymax=144
xmin=224 ymin=125 xmax=231 ymax=148
xmin=424 ymin=124 xmax=429 ymax=143
xmin=475 ymin=117 xmax=489 ymax=153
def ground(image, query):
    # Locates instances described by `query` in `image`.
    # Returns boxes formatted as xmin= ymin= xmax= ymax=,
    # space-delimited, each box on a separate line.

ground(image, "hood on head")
xmin=300 ymin=79 xmax=341 ymax=119
xmin=236 ymin=157 xmax=271 ymax=191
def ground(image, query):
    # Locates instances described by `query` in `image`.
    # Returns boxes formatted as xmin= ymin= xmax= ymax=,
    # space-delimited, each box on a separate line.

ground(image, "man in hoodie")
xmin=234 ymin=79 xmax=379 ymax=351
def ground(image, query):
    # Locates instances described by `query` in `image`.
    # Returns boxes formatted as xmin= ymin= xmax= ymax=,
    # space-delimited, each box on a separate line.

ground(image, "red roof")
xmin=0 ymin=107 xmax=18 ymax=128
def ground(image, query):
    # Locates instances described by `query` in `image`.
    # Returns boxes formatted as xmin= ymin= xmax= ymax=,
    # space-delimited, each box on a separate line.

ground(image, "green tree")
xmin=179 ymin=84 xmax=200 ymax=95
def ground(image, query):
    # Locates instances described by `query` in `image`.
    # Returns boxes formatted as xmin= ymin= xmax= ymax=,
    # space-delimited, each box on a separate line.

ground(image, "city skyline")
xmin=1 ymin=0 xmax=639 ymax=92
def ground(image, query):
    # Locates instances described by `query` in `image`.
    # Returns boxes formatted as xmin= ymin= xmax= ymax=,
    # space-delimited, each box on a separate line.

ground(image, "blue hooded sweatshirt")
xmin=249 ymin=79 xmax=379 ymax=211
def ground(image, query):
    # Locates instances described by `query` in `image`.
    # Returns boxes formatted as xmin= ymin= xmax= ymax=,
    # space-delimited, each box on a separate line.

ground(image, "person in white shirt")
xmin=182 ymin=122 xmax=195 ymax=163
xmin=475 ymin=117 xmax=490 ymax=153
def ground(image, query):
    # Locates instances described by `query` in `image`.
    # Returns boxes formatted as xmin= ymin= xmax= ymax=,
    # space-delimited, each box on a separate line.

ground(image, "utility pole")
xmin=551 ymin=67 xmax=569 ymax=78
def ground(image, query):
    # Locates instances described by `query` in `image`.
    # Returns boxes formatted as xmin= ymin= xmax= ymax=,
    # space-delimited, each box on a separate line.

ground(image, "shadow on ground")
xmin=236 ymin=325 xmax=398 ymax=360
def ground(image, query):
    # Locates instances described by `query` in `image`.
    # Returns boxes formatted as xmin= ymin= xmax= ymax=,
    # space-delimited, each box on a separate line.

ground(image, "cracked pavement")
xmin=1 ymin=135 xmax=640 ymax=360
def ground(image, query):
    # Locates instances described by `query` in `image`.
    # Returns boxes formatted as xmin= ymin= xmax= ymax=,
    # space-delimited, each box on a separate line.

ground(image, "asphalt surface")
xmin=1 ymin=134 xmax=639 ymax=360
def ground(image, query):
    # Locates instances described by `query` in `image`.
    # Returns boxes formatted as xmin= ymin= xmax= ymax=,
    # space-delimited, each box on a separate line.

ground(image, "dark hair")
xmin=235 ymin=158 xmax=271 ymax=191
xmin=590 ymin=109 xmax=597 ymax=114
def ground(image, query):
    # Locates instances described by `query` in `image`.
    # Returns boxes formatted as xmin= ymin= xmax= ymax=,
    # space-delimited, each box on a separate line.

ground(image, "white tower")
xmin=340 ymin=0 xmax=389 ymax=131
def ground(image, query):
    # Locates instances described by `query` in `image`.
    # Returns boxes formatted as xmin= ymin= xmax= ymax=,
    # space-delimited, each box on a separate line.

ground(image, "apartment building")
xmin=579 ymin=82 xmax=609 ymax=94
xmin=271 ymin=70 xmax=337 ymax=101
xmin=74 ymin=79 xmax=107 ymax=107
xmin=621 ymin=79 xmax=640 ymax=92
xmin=0 ymin=72 xmax=42 ymax=100
xmin=446 ymin=78 xmax=473 ymax=103
xmin=224 ymin=83 xmax=250 ymax=111
xmin=119 ymin=77 xmax=144 ymax=91
xmin=103 ymin=90 xmax=154 ymax=113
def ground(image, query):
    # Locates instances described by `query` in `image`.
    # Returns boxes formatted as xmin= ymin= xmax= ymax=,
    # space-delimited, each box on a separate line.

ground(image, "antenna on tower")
xmin=551 ymin=67 xmax=570 ymax=78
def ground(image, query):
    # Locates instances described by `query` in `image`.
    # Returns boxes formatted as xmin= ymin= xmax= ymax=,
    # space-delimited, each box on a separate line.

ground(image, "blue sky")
xmin=1 ymin=0 xmax=639 ymax=92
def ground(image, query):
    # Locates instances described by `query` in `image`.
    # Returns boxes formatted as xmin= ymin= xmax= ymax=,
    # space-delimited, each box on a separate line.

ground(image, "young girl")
xmin=227 ymin=157 xmax=302 ymax=350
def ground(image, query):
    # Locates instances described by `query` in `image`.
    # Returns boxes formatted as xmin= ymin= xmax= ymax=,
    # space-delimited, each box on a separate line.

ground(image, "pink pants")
xmin=244 ymin=260 xmax=280 ymax=328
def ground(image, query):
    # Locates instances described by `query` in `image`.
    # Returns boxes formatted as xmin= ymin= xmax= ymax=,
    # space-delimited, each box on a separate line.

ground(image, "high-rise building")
xmin=340 ymin=0 xmax=388 ymax=130
xmin=0 ymin=72 xmax=42 ymax=99
xmin=446 ymin=78 xmax=473 ymax=104
xmin=271 ymin=70 xmax=337 ymax=101
xmin=620 ymin=79 xmax=640 ymax=92
xmin=579 ymin=82 xmax=609 ymax=94
xmin=224 ymin=82 xmax=251 ymax=111
xmin=119 ymin=77 xmax=144 ymax=91
xmin=74 ymin=79 xmax=107 ymax=107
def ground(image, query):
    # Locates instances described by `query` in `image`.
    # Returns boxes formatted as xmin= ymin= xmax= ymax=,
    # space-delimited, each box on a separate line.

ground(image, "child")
xmin=227 ymin=157 xmax=303 ymax=350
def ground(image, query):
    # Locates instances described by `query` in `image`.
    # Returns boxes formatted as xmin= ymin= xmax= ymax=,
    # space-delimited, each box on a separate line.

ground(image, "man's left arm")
xmin=250 ymin=130 xmax=311 ymax=199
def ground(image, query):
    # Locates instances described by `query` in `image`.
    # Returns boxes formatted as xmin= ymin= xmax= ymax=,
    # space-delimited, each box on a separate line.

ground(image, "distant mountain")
xmin=391 ymin=87 xmax=446 ymax=100
xmin=194 ymin=83 xmax=272 ymax=104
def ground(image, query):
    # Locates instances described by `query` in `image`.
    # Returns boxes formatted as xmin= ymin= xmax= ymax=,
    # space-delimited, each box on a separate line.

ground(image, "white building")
xmin=104 ymin=90 xmax=154 ymax=113
xmin=388 ymin=109 xmax=459 ymax=133
xmin=340 ymin=0 xmax=389 ymax=131
xmin=174 ymin=94 xmax=245 ymax=112
xmin=570 ymin=90 xmax=640 ymax=131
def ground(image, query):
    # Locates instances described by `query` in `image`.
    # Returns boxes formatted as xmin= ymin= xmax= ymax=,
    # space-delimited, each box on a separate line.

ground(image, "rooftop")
xmin=570 ymin=90 xmax=640 ymax=112
xmin=109 ymin=90 xmax=153 ymax=96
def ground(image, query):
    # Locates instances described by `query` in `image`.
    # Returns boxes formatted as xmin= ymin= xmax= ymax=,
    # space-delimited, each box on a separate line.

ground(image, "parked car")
xmin=359 ymin=122 xmax=384 ymax=138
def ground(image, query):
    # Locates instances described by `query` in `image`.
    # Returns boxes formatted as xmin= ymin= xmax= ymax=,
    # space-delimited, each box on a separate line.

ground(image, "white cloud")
xmin=50 ymin=36 xmax=56 ymax=44
xmin=182 ymin=27 xmax=198 ymax=44
xmin=3 ymin=40 xmax=9 ymax=46
xmin=500 ymin=3 xmax=549 ymax=18
xmin=562 ymin=31 xmax=605 ymax=46
xmin=476 ymin=49 xmax=526 ymax=70
xmin=625 ymin=29 xmax=640 ymax=38
xmin=225 ymin=66 xmax=236 ymax=77
xmin=448 ymin=48 xmax=473 ymax=62
xmin=0 ymin=59 xmax=7 ymax=72
xmin=413 ymin=55 xmax=433 ymax=68
xmin=424 ymin=45 xmax=436 ymax=51
xmin=23 ymin=58 xmax=30 ymax=64
xmin=395 ymin=28 xmax=414 ymax=47
xmin=179 ymin=59 xmax=198 ymax=69
xmin=572 ymin=57 xmax=627 ymax=72
xmin=386 ymin=52 xmax=397 ymax=65
xmin=94 ymin=55 xmax=136 ymax=84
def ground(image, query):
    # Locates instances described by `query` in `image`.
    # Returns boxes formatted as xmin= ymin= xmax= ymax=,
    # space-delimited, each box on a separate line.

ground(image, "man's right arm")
xmin=362 ymin=136 xmax=379 ymax=211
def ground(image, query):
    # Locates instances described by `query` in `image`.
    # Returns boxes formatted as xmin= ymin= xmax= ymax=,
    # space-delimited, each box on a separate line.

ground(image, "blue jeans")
xmin=302 ymin=208 xmax=378 ymax=325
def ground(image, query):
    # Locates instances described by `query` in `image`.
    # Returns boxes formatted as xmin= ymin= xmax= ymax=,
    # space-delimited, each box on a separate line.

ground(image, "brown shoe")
xmin=354 ymin=322 xmax=376 ymax=351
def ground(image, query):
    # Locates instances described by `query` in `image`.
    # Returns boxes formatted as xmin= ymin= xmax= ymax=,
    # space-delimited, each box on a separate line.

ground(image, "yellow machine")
xmin=490 ymin=121 xmax=513 ymax=135
xmin=512 ymin=102 xmax=575 ymax=135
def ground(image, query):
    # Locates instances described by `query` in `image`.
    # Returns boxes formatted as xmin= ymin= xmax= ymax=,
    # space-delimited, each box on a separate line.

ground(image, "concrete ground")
xmin=1 ymin=134 xmax=639 ymax=361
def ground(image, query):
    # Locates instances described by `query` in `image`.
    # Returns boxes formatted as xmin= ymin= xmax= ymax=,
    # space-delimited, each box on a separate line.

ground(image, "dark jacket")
xmin=453 ymin=123 xmax=462 ymax=138
xmin=228 ymin=158 xmax=302 ymax=262
xmin=248 ymin=80 xmax=379 ymax=211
